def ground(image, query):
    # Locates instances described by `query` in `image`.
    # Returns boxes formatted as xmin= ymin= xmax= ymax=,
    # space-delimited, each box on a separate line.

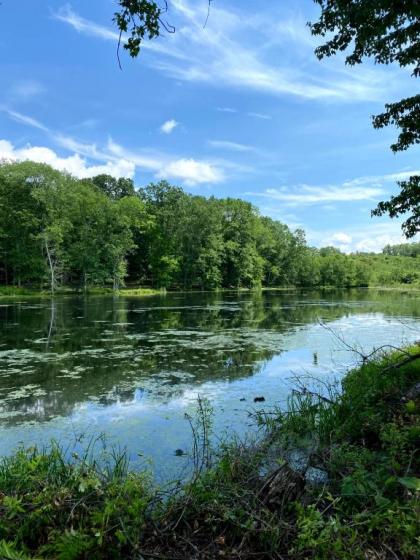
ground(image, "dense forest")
xmin=0 ymin=161 xmax=418 ymax=292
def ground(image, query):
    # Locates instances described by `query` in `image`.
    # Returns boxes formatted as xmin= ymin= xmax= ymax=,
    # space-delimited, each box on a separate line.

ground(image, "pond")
xmin=0 ymin=289 xmax=419 ymax=482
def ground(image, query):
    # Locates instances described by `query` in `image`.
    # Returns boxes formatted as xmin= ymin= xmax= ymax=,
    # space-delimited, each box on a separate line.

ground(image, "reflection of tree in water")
xmin=0 ymin=289 xmax=418 ymax=426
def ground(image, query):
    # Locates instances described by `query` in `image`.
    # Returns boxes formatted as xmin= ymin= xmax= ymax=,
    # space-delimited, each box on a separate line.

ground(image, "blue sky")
xmin=0 ymin=0 xmax=418 ymax=252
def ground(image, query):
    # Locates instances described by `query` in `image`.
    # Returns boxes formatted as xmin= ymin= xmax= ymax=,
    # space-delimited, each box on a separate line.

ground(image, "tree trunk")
xmin=44 ymin=239 xmax=55 ymax=294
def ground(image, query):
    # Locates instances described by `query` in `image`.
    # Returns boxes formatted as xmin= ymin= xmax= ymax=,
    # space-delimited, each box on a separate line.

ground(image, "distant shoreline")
xmin=1 ymin=284 xmax=419 ymax=300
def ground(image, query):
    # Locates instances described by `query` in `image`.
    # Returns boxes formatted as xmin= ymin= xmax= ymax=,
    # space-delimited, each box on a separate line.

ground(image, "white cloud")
xmin=254 ymin=184 xmax=384 ymax=206
xmin=247 ymin=112 xmax=271 ymax=120
xmin=106 ymin=138 xmax=223 ymax=185
xmin=157 ymin=158 xmax=224 ymax=186
xmin=54 ymin=5 xmax=185 ymax=57
xmin=0 ymin=137 xmax=224 ymax=186
xmin=10 ymin=81 xmax=45 ymax=99
xmin=249 ymin=169 xmax=420 ymax=207
xmin=216 ymin=107 xmax=237 ymax=113
xmin=216 ymin=107 xmax=271 ymax=121
xmin=208 ymin=140 xmax=255 ymax=152
xmin=55 ymin=0 xmax=399 ymax=102
xmin=307 ymin=222 xmax=419 ymax=254
xmin=1 ymin=109 xmax=227 ymax=186
xmin=331 ymin=232 xmax=352 ymax=244
xmin=0 ymin=139 xmax=135 ymax=178
xmin=321 ymin=232 xmax=353 ymax=253
xmin=67 ymin=118 xmax=100 ymax=131
xmin=344 ymin=170 xmax=420 ymax=187
xmin=160 ymin=119 xmax=178 ymax=134
xmin=54 ymin=6 xmax=121 ymax=42
xmin=354 ymin=235 xmax=397 ymax=253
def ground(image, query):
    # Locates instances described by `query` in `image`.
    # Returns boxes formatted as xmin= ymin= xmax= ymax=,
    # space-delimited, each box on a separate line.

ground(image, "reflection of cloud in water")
xmin=0 ymin=290 xmax=419 ymax=479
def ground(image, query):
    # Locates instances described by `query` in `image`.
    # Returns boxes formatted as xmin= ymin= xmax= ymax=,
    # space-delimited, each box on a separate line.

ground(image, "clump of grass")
xmin=0 ymin=286 xmax=44 ymax=298
xmin=272 ymin=345 xmax=420 ymax=559
xmin=117 ymin=287 xmax=167 ymax=296
xmin=0 ymin=441 xmax=153 ymax=559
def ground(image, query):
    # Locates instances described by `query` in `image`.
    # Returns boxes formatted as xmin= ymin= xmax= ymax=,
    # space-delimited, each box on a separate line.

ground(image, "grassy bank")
xmin=0 ymin=286 xmax=49 ymax=298
xmin=0 ymin=346 xmax=419 ymax=559
xmin=0 ymin=286 xmax=165 ymax=299
xmin=1 ymin=284 xmax=420 ymax=300
xmin=118 ymin=287 xmax=167 ymax=296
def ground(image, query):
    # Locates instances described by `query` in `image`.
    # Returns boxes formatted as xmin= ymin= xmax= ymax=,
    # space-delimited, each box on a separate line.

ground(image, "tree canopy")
xmin=0 ymin=162 xmax=377 ymax=292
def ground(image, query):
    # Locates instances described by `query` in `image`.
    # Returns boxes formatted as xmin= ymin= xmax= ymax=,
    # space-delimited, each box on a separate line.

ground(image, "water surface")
xmin=0 ymin=289 xmax=419 ymax=481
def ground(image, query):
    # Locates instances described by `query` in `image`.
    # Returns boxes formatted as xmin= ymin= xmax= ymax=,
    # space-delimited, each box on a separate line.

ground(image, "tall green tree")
xmin=137 ymin=181 xmax=187 ymax=288
xmin=257 ymin=217 xmax=298 ymax=286
xmin=88 ymin=174 xmax=136 ymax=200
xmin=106 ymin=195 xmax=149 ymax=290
xmin=179 ymin=196 xmax=224 ymax=289
xmin=219 ymin=199 xmax=264 ymax=289
xmin=31 ymin=168 xmax=78 ymax=292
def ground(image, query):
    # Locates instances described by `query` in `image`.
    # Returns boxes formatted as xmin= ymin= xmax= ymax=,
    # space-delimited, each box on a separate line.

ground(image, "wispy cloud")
xmin=53 ymin=5 xmax=185 ymax=58
xmin=208 ymin=140 xmax=256 ymax=153
xmin=247 ymin=112 xmax=271 ymax=120
xmin=343 ymin=170 xmax=420 ymax=186
xmin=10 ymin=81 xmax=45 ymax=99
xmin=252 ymin=185 xmax=384 ymax=206
xmin=216 ymin=107 xmax=272 ymax=121
xmin=66 ymin=118 xmax=100 ymax=131
xmin=248 ymin=169 xmax=420 ymax=207
xmin=0 ymin=108 xmax=49 ymax=132
xmin=54 ymin=5 xmax=120 ymax=41
xmin=216 ymin=107 xmax=237 ymax=113
xmin=160 ymin=119 xmax=179 ymax=134
xmin=55 ymin=0 xmax=395 ymax=102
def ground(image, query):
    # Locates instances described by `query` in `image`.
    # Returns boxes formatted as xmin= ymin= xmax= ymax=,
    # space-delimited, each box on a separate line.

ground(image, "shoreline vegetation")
xmin=1 ymin=284 xmax=420 ymax=300
xmin=1 ymin=162 xmax=419 ymax=297
xmin=0 ymin=286 xmax=167 ymax=298
xmin=1 ymin=345 xmax=419 ymax=559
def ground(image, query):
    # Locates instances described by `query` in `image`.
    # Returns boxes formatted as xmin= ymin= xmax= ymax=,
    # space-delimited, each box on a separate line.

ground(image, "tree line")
xmin=0 ymin=161 xmax=384 ymax=292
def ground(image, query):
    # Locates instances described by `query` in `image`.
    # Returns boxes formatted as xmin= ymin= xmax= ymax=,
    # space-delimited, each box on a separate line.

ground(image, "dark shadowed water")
xmin=0 ymin=289 xmax=419 ymax=481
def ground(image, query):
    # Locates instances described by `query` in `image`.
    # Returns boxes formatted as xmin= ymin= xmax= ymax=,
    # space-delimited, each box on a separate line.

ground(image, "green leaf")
xmin=398 ymin=477 xmax=420 ymax=491
xmin=405 ymin=400 xmax=417 ymax=413
xmin=0 ymin=541 xmax=35 ymax=560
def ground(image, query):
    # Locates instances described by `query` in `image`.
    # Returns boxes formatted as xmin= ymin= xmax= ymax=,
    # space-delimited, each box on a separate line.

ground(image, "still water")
xmin=0 ymin=289 xmax=419 ymax=481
